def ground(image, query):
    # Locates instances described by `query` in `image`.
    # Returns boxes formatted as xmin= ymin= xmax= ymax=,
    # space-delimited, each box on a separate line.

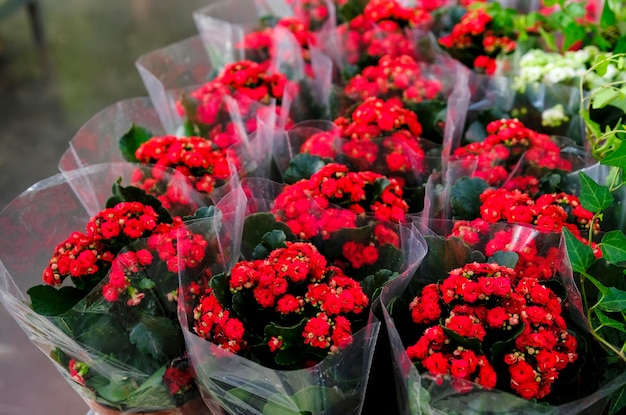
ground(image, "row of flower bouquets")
xmin=1 ymin=0 xmax=625 ymax=414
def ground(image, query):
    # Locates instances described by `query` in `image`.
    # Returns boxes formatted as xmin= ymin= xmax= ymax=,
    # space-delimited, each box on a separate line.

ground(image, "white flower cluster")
xmin=510 ymin=46 xmax=625 ymax=93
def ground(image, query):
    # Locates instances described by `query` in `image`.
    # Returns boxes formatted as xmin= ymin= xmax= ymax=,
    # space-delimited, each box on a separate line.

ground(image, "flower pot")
xmin=86 ymin=396 xmax=224 ymax=415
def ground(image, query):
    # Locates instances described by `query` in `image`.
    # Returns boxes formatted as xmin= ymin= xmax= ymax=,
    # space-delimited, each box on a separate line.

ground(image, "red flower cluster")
xmin=43 ymin=202 xmax=161 ymax=286
xmin=286 ymin=0 xmax=348 ymax=30
xmin=452 ymin=118 xmax=572 ymax=186
xmin=302 ymin=97 xmax=426 ymax=176
xmin=133 ymin=135 xmax=239 ymax=198
xmin=438 ymin=6 xmax=516 ymax=74
xmin=193 ymin=242 xmax=368 ymax=359
xmin=339 ymin=0 xmax=433 ymax=67
xmin=450 ymin=224 xmax=560 ymax=282
xmin=344 ymin=54 xmax=443 ymax=104
xmin=271 ymin=163 xmax=409 ymax=239
xmin=180 ymin=60 xmax=296 ymax=136
xmin=478 ymin=188 xmax=598 ymax=238
xmin=406 ymin=262 xmax=577 ymax=399
xmin=239 ymin=17 xmax=317 ymax=77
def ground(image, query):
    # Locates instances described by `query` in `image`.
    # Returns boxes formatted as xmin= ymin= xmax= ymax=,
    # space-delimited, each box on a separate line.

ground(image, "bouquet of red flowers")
xmin=0 ymin=163 xmax=218 ymax=414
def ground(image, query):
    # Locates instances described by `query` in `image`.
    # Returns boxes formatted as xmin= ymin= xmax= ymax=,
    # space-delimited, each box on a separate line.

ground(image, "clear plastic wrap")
xmin=380 ymin=220 xmax=626 ymax=415
xmin=174 ymin=175 xmax=429 ymax=414
xmin=58 ymin=97 xmax=166 ymax=172
xmin=0 ymin=163 xmax=216 ymax=414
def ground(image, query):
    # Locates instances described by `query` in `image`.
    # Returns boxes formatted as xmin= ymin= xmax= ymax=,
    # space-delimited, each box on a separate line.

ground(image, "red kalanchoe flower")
xmin=406 ymin=261 xmax=577 ymax=399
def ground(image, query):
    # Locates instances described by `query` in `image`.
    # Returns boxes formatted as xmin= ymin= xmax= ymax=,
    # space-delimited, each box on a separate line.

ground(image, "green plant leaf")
xmin=209 ymin=273 xmax=232 ymax=310
xmin=562 ymin=21 xmax=586 ymax=51
xmin=125 ymin=365 xmax=173 ymax=407
xmin=442 ymin=325 xmax=483 ymax=353
xmin=593 ymin=87 xmax=622 ymax=110
xmin=283 ymin=153 xmax=328 ymax=184
xmin=598 ymin=287 xmax=626 ymax=313
xmin=107 ymin=180 xmax=172 ymax=224
xmin=601 ymin=144 xmax=626 ymax=169
xmin=577 ymin=171 xmax=614 ymax=213
xmin=263 ymin=386 xmax=345 ymax=415
xmin=27 ymin=285 xmax=86 ymax=316
xmin=537 ymin=26 xmax=557 ymax=51
xmin=488 ymin=251 xmax=519 ymax=269
xmin=562 ymin=227 xmax=595 ymax=273
xmin=449 ymin=177 xmax=488 ymax=220
xmin=601 ymin=231 xmax=626 ymax=264
xmin=608 ymin=384 xmax=626 ymax=415
xmin=360 ymin=269 xmax=398 ymax=303
xmin=119 ymin=124 xmax=152 ymax=163
xmin=490 ymin=323 xmax=525 ymax=362
xmin=89 ymin=375 xmax=135 ymax=404
xmin=129 ymin=315 xmax=183 ymax=360
xmin=594 ymin=309 xmax=626 ymax=332
xmin=242 ymin=213 xmax=295 ymax=260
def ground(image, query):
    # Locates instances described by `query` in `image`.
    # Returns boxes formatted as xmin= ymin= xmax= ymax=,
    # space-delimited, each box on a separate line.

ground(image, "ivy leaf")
xmin=449 ymin=177 xmax=488 ymax=220
xmin=601 ymin=231 xmax=626 ymax=264
xmin=119 ymin=124 xmax=152 ymax=163
xmin=488 ymin=251 xmax=519 ymax=269
xmin=283 ymin=153 xmax=327 ymax=184
xmin=594 ymin=309 xmax=626 ymax=332
xmin=129 ymin=315 xmax=183 ymax=360
xmin=27 ymin=285 xmax=86 ymax=316
xmin=577 ymin=171 xmax=614 ymax=213
xmin=601 ymin=144 xmax=626 ymax=169
xmin=562 ymin=227 xmax=595 ymax=273
xmin=593 ymin=87 xmax=622 ymax=110
xmin=598 ymin=287 xmax=626 ymax=313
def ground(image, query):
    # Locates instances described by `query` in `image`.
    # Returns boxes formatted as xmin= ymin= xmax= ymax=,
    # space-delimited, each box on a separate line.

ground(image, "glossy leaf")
xmin=601 ymin=231 xmax=626 ymax=264
xmin=562 ymin=227 xmax=595 ymax=273
xmin=598 ymin=287 xmax=626 ymax=313
xmin=119 ymin=124 xmax=152 ymax=163
xmin=129 ymin=315 xmax=182 ymax=360
xmin=450 ymin=177 xmax=488 ymax=220
xmin=578 ymin=171 xmax=614 ymax=213
xmin=27 ymin=285 xmax=86 ymax=316
xmin=242 ymin=213 xmax=295 ymax=260
xmin=594 ymin=309 xmax=626 ymax=332
xmin=601 ymin=144 xmax=626 ymax=169
xmin=488 ymin=251 xmax=519 ymax=269
xmin=283 ymin=153 xmax=327 ymax=184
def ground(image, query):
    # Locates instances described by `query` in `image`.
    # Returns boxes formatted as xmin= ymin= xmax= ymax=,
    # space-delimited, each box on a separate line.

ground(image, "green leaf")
xmin=490 ymin=323 xmax=525 ymax=362
xmin=263 ymin=386 xmax=345 ymax=415
xmin=562 ymin=21 xmax=586 ymax=51
xmin=360 ymin=269 xmax=398 ymax=303
xmin=600 ymin=0 xmax=617 ymax=27
xmin=242 ymin=213 xmax=295 ymax=260
xmin=119 ymin=124 xmax=152 ymax=163
xmin=138 ymin=278 xmax=156 ymax=290
xmin=608 ymin=384 xmax=626 ymax=415
xmin=372 ymin=177 xmax=391 ymax=202
xmin=488 ymin=251 xmax=519 ymax=269
xmin=442 ymin=325 xmax=483 ymax=353
xmin=577 ymin=171 xmax=614 ymax=213
xmin=283 ymin=153 xmax=328 ymax=184
xmin=89 ymin=375 xmax=135 ymax=404
xmin=593 ymin=87 xmax=622 ymax=110
xmin=601 ymin=144 xmax=626 ymax=169
xmin=594 ymin=309 xmax=626 ymax=332
xmin=125 ymin=365 xmax=173 ymax=407
xmin=562 ymin=227 xmax=595 ymax=273
xmin=129 ymin=315 xmax=183 ymax=360
xmin=601 ymin=231 xmax=626 ymax=264
xmin=598 ymin=287 xmax=626 ymax=313
xmin=27 ymin=285 xmax=86 ymax=316
xmin=537 ymin=26 xmax=557 ymax=51
xmin=107 ymin=180 xmax=172 ymax=224
xmin=262 ymin=230 xmax=288 ymax=251
xmin=449 ymin=177 xmax=488 ymax=220
xmin=209 ymin=273 xmax=232 ymax=310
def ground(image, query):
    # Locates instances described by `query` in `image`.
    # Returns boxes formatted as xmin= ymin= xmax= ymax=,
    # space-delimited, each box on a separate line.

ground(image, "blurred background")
xmin=0 ymin=1 xmax=211 ymax=413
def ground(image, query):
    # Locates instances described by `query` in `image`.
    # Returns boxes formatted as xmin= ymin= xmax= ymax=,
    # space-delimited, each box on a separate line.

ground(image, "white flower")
xmin=542 ymin=104 xmax=569 ymax=128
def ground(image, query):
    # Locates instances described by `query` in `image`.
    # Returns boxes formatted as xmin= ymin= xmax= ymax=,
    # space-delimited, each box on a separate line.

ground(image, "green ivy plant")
xmin=563 ymin=53 xmax=626 ymax=415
